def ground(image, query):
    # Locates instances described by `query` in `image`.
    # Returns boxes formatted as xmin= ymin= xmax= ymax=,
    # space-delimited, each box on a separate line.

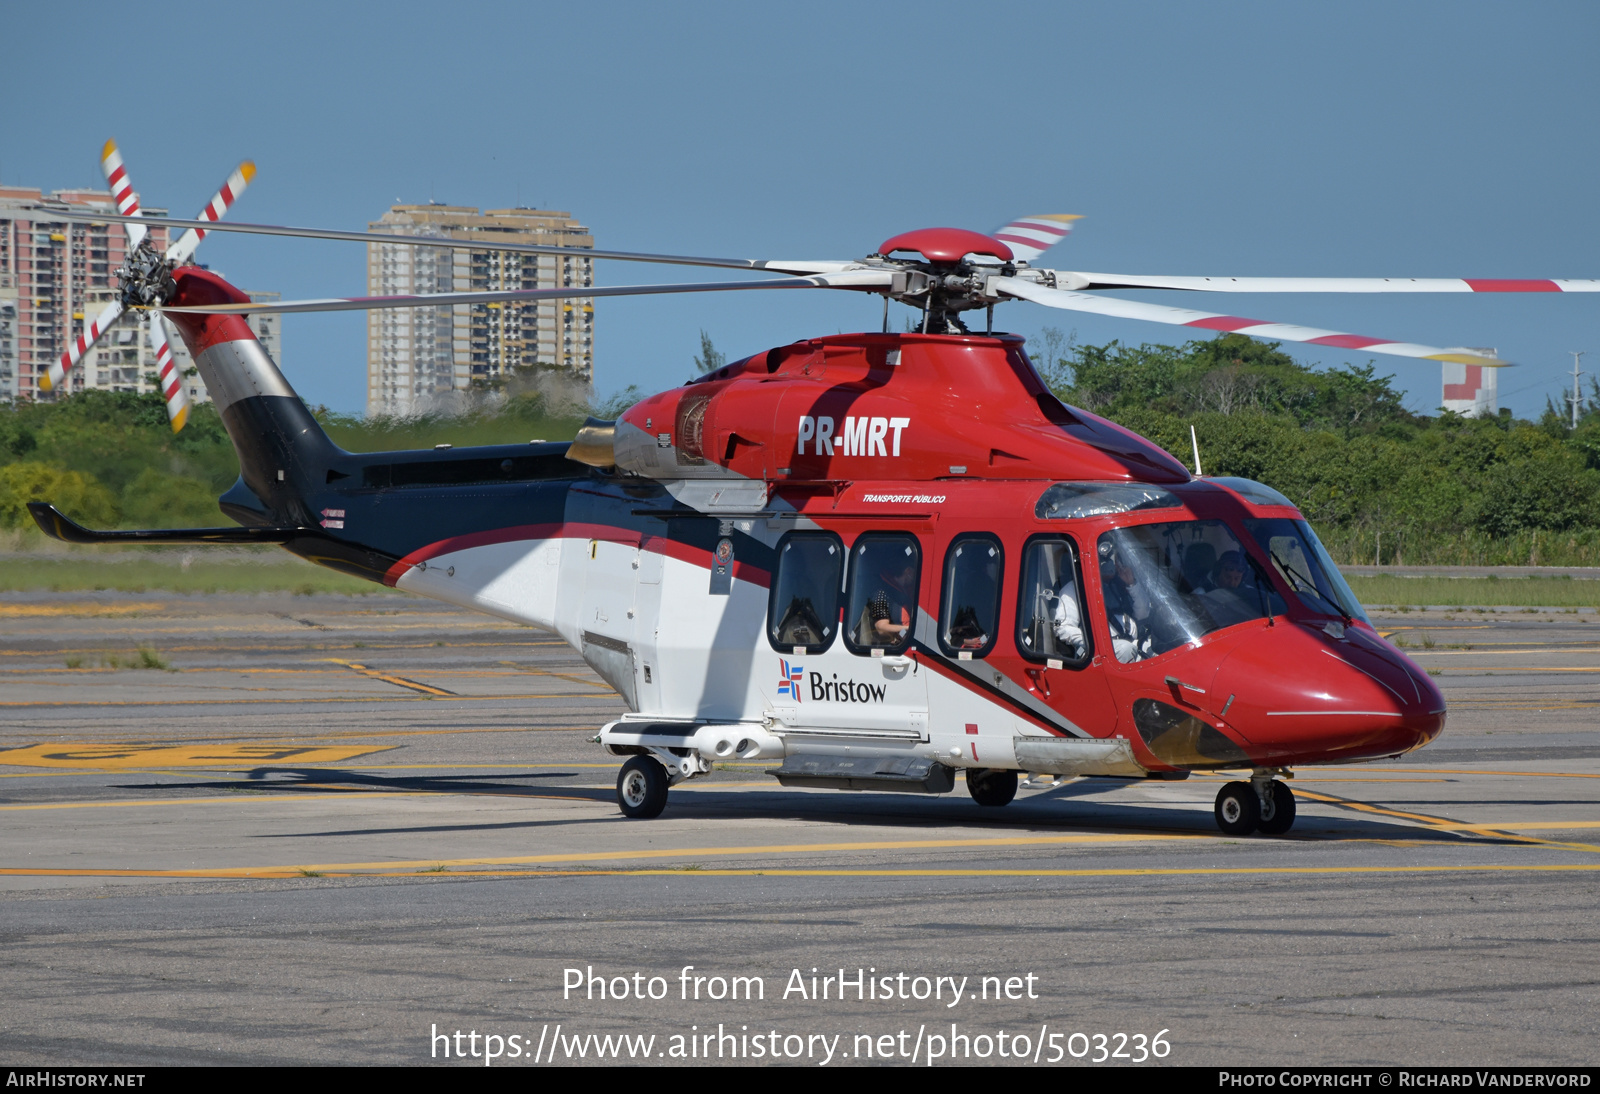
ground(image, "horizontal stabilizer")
xmin=27 ymin=503 xmax=311 ymax=546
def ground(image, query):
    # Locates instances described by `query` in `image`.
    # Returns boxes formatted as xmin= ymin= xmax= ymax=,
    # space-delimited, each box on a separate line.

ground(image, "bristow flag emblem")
xmin=777 ymin=658 xmax=804 ymax=702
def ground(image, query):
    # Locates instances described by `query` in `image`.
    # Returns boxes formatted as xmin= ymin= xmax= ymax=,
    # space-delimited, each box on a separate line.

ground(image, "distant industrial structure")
xmin=0 ymin=183 xmax=277 ymax=407
xmin=365 ymin=204 xmax=594 ymax=417
xmin=1441 ymin=355 xmax=1498 ymax=418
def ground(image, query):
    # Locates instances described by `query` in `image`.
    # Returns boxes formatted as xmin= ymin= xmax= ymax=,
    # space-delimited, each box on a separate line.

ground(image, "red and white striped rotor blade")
xmin=995 ymin=277 xmax=1510 ymax=366
xmin=99 ymin=139 xmax=146 ymax=249
xmin=992 ymin=215 xmax=1082 ymax=263
xmin=165 ymin=161 xmax=257 ymax=265
xmin=147 ymin=314 xmax=190 ymax=433
xmin=42 ymin=297 xmax=125 ymax=393
xmin=1055 ymin=272 xmax=1600 ymax=294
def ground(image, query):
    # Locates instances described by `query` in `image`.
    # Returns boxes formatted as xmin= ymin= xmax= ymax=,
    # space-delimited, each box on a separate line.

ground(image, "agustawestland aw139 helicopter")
xmin=25 ymin=144 xmax=1600 ymax=834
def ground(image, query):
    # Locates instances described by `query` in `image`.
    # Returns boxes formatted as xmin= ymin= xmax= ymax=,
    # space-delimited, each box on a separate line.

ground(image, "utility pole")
xmin=1570 ymin=351 xmax=1586 ymax=430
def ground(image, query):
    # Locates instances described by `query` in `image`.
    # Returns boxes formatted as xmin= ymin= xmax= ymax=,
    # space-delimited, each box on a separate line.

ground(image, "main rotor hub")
xmin=869 ymin=227 xmax=1026 ymax=333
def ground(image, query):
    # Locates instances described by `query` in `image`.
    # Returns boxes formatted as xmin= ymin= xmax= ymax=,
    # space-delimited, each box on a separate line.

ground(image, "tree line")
xmin=4 ymin=330 xmax=1600 ymax=566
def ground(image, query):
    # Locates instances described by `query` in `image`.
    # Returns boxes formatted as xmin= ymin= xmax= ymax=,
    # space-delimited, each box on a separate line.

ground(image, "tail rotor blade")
xmin=148 ymin=313 xmax=189 ymax=433
xmin=165 ymin=161 xmax=256 ymax=265
xmin=43 ymin=298 xmax=124 ymax=393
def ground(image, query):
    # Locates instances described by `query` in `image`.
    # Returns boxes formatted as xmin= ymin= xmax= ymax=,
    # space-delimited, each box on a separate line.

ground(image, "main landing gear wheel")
xmin=1214 ymin=781 xmax=1259 ymax=836
xmin=1256 ymin=781 xmax=1297 ymax=836
xmin=966 ymin=768 xmax=1018 ymax=807
xmin=617 ymin=755 xmax=669 ymax=819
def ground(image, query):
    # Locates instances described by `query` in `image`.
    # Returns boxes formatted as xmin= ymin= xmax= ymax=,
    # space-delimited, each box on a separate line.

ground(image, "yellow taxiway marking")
xmin=0 ymin=603 xmax=166 ymax=617
xmin=1427 ymin=821 xmax=1600 ymax=831
xmin=0 ymin=833 xmax=1208 ymax=876
xmin=1363 ymin=767 xmax=1600 ymax=780
xmin=5 ymin=863 xmax=1599 ymax=882
xmin=1429 ymin=666 xmax=1600 ymax=672
xmin=0 ymin=639 xmax=569 ymax=658
xmin=0 ymin=742 xmax=394 ymax=770
xmin=0 ymin=792 xmax=417 ymax=811
xmin=321 ymin=658 xmax=456 ymax=696
xmin=1293 ymin=789 xmax=1600 ymax=854
xmin=0 ymin=724 xmax=608 ymax=752
xmin=0 ymin=693 xmax=599 ymax=709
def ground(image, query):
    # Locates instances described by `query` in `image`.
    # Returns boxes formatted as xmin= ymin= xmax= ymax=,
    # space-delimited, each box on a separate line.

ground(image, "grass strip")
xmin=1345 ymin=574 xmax=1600 ymax=609
xmin=0 ymin=555 xmax=397 ymax=595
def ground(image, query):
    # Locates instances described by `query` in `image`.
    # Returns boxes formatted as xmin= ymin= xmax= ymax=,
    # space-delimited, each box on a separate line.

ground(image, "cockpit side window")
xmin=843 ymin=534 xmax=921 ymax=655
xmin=939 ymin=534 xmax=1003 ymax=659
xmin=766 ymin=532 xmax=844 ymax=654
xmin=1016 ymin=535 xmax=1092 ymax=668
xmin=1097 ymin=521 xmax=1284 ymax=664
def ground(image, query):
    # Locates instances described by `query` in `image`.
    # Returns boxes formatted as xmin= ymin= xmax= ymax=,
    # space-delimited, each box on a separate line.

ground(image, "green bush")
xmin=0 ymin=461 xmax=118 ymax=529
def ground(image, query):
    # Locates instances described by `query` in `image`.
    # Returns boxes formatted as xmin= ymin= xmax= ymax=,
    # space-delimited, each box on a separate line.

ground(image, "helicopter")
xmin=23 ymin=146 xmax=1600 ymax=835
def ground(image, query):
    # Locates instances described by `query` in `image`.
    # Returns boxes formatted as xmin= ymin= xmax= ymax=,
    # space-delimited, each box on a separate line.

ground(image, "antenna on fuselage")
xmin=1190 ymin=425 xmax=1204 ymax=477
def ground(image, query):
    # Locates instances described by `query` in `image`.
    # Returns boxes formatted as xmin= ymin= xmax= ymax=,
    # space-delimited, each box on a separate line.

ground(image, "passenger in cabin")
xmin=1100 ymin=542 xmax=1153 ymax=663
xmin=1201 ymin=550 xmax=1261 ymax=628
xmin=1052 ymin=575 xmax=1087 ymax=659
xmin=866 ymin=560 xmax=917 ymax=647
xmin=946 ymin=605 xmax=988 ymax=649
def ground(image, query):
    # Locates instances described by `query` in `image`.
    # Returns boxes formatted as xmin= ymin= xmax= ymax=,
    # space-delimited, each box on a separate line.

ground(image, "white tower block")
xmin=1442 ymin=356 xmax=1498 ymax=418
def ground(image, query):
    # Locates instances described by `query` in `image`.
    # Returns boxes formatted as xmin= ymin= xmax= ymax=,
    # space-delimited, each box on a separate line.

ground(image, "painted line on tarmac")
xmin=0 ymin=792 xmax=417 ymax=811
xmin=0 ymin=639 xmax=569 ymax=658
xmin=1362 ymin=767 xmax=1600 ymax=780
xmin=0 ymin=693 xmax=598 ymax=709
xmin=321 ymin=659 xmax=456 ymax=696
xmin=5 ymin=863 xmax=1599 ymax=882
xmin=1293 ymin=788 xmax=1600 ymax=855
xmin=0 ymin=742 xmax=396 ymax=770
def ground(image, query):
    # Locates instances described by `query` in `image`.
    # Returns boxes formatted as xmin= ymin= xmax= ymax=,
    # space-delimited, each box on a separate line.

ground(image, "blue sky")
xmin=5 ymin=0 xmax=1598 ymax=418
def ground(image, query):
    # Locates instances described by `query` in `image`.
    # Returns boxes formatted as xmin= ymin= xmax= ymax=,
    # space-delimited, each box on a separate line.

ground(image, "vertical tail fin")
xmin=161 ymin=266 xmax=342 ymax=525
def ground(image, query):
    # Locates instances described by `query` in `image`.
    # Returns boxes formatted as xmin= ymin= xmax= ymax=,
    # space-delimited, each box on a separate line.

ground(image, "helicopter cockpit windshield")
xmin=1243 ymin=518 xmax=1370 ymax=625
xmin=1096 ymin=521 xmax=1286 ymax=663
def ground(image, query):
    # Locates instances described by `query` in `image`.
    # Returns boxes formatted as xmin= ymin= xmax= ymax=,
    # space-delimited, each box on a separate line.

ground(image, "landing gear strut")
xmin=1213 ymin=770 xmax=1295 ymax=836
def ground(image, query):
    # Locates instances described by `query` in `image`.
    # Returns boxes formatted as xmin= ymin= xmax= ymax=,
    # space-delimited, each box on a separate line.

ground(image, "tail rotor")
xmin=40 ymin=140 xmax=253 ymax=432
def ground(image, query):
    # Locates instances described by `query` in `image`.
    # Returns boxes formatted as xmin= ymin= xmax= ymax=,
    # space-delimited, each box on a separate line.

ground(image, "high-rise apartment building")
xmin=366 ymin=204 xmax=594 ymax=417
xmin=0 ymin=184 xmax=279 ymax=407
xmin=0 ymin=185 xmax=169 ymax=402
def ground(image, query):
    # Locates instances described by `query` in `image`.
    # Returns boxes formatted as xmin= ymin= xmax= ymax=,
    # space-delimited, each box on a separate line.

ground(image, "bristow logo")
xmin=796 ymin=415 xmax=910 ymax=457
xmin=777 ymin=658 xmax=804 ymax=702
xmin=810 ymin=672 xmax=887 ymax=703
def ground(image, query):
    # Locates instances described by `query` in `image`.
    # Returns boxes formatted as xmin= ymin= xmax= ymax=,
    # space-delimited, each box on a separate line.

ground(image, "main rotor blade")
xmin=42 ymin=297 xmax=125 ymax=392
xmin=161 ymin=271 xmax=896 ymax=316
xmin=19 ymin=207 xmax=855 ymax=275
xmin=992 ymin=215 xmax=1081 ymax=262
xmin=996 ymin=277 xmax=1509 ymax=366
xmin=1054 ymin=271 xmax=1600 ymax=293
xmin=165 ymin=161 xmax=257 ymax=265
xmin=99 ymin=140 xmax=146 ymax=249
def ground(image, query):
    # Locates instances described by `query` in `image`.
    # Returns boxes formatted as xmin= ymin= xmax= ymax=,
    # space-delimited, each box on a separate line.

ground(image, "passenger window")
xmin=1017 ymin=536 xmax=1090 ymax=666
xmin=939 ymin=535 xmax=1003 ymax=658
xmin=767 ymin=532 xmax=844 ymax=654
xmin=843 ymin=534 xmax=921 ymax=654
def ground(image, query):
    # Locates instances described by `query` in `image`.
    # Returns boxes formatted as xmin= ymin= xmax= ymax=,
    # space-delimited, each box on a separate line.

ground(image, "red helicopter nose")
xmin=1209 ymin=622 xmax=1445 ymax=766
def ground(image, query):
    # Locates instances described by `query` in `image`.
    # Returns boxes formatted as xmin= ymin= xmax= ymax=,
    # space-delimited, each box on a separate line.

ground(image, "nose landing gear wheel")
xmin=617 ymin=755 xmax=669 ymax=819
xmin=1256 ymin=781 xmax=1297 ymax=835
xmin=1214 ymin=780 xmax=1259 ymax=835
xmin=966 ymin=768 xmax=1018 ymax=807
